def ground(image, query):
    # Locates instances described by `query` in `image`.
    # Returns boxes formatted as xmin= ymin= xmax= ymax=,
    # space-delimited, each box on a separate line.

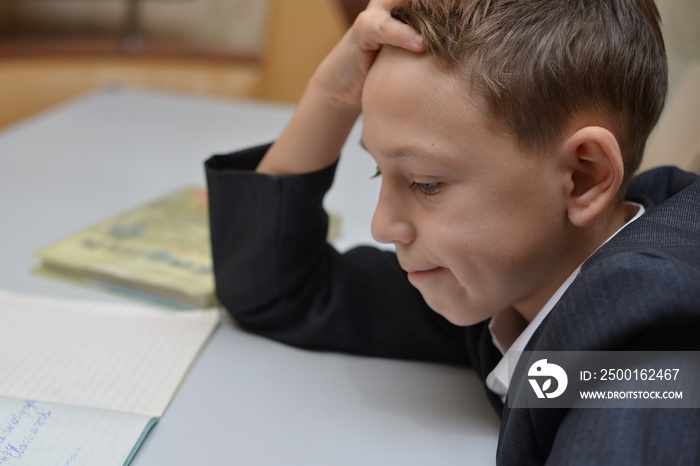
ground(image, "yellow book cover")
xmin=34 ymin=187 xmax=216 ymax=308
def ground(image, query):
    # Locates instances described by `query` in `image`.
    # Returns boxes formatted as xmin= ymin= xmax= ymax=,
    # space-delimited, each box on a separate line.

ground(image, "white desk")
xmin=0 ymin=89 xmax=499 ymax=465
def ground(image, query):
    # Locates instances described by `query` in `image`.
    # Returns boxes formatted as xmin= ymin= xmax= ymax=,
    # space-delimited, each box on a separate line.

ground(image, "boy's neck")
xmin=515 ymin=201 xmax=638 ymax=324
xmin=594 ymin=200 xmax=639 ymax=246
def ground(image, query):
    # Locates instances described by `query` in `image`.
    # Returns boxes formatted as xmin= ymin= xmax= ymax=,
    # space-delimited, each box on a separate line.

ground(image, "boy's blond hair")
xmin=392 ymin=0 xmax=667 ymax=187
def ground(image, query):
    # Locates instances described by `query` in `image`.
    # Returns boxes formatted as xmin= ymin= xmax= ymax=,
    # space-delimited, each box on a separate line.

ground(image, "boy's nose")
xmin=370 ymin=185 xmax=415 ymax=245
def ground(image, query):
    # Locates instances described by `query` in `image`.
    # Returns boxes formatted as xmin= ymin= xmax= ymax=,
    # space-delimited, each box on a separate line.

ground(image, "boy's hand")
xmin=257 ymin=0 xmax=424 ymax=175
xmin=310 ymin=0 xmax=426 ymax=110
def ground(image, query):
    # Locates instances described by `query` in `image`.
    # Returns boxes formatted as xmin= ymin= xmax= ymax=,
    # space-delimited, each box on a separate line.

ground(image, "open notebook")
xmin=0 ymin=289 xmax=219 ymax=465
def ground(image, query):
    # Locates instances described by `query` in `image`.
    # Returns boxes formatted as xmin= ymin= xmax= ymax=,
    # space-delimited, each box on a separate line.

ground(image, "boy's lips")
xmin=405 ymin=266 xmax=443 ymax=282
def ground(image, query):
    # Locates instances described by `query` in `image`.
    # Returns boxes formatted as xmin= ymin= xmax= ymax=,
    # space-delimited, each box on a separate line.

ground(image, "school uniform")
xmin=205 ymin=144 xmax=700 ymax=465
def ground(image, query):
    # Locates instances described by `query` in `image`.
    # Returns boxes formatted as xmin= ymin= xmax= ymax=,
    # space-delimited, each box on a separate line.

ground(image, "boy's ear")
xmin=562 ymin=126 xmax=624 ymax=227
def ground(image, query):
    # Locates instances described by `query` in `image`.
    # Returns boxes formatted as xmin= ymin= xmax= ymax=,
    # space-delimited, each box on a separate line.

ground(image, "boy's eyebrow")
xmin=358 ymin=138 xmax=442 ymax=160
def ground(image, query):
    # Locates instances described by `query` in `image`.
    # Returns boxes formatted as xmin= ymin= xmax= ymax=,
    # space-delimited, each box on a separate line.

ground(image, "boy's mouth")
xmin=406 ymin=267 xmax=442 ymax=282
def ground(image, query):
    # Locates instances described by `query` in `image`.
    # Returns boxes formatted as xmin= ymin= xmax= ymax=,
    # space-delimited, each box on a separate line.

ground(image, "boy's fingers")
xmin=378 ymin=15 xmax=426 ymax=52
xmin=355 ymin=8 xmax=425 ymax=53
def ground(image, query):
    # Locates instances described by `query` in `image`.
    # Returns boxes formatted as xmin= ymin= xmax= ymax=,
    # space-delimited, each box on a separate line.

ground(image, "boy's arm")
xmin=206 ymin=145 xmax=471 ymax=364
xmin=256 ymin=0 xmax=425 ymax=176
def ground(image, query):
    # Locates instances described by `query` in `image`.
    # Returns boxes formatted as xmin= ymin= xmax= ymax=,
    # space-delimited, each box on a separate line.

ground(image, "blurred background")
xmin=0 ymin=0 xmax=698 ymax=137
xmin=0 ymin=0 xmax=369 ymax=129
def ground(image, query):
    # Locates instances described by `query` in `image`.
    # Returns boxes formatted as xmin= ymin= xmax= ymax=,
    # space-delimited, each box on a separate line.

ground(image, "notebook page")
xmin=0 ymin=396 xmax=155 ymax=466
xmin=0 ymin=289 xmax=219 ymax=418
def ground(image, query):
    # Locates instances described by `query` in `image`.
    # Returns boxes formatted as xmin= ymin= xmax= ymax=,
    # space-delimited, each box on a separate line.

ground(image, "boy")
xmin=205 ymin=0 xmax=700 ymax=464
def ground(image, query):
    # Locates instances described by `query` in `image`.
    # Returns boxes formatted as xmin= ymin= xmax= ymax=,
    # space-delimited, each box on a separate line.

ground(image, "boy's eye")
xmin=409 ymin=181 xmax=441 ymax=195
xmin=370 ymin=168 xmax=441 ymax=196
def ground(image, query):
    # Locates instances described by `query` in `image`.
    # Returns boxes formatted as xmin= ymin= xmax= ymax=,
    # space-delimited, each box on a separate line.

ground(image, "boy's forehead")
xmin=363 ymin=47 xmax=501 ymax=159
xmin=370 ymin=46 xmax=464 ymax=98
xmin=367 ymin=46 xmax=493 ymax=125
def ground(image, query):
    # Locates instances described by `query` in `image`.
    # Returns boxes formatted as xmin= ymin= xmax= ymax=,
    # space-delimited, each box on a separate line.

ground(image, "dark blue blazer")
xmin=206 ymin=145 xmax=700 ymax=465
xmin=498 ymin=167 xmax=700 ymax=465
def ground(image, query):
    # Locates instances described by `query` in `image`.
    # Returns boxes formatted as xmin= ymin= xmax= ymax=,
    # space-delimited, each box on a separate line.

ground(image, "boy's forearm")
xmin=256 ymin=86 xmax=361 ymax=175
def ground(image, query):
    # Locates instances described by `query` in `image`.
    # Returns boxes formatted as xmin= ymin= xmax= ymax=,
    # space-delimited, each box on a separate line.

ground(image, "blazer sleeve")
xmin=204 ymin=143 xmax=470 ymax=364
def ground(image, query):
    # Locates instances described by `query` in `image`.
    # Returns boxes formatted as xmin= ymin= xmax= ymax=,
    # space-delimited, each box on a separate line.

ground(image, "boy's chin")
xmin=423 ymin=295 xmax=485 ymax=327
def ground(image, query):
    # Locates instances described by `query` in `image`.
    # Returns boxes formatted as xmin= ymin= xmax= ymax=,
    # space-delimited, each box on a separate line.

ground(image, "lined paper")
xmin=0 ymin=289 xmax=219 ymax=418
xmin=0 ymin=397 xmax=154 ymax=466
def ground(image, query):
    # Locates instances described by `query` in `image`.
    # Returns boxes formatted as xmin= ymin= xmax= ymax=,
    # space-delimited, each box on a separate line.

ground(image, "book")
xmin=33 ymin=186 xmax=341 ymax=309
xmin=0 ymin=288 xmax=219 ymax=466
xmin=34 ymin=187 xmax=216 ymax=309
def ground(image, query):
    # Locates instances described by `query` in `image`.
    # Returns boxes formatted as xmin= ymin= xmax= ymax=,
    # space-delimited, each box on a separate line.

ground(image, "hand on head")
xmin=257 ymin=0 xmax=425 ymax=176
xmin=310 ymin=0 xmax=426 ymax=111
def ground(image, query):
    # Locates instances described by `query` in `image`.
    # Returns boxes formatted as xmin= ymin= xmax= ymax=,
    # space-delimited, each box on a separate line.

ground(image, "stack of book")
xmin=34 ymin=187 xmax=216 ymax=308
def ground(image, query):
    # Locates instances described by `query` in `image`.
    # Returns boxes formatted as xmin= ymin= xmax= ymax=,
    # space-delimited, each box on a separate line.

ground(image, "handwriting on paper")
xmin=0 ymin=400 xmax=52 ymax=463
xmin=60 ymin=447 xmax=83 ymax=466
xmin=0 ymin=395 xmax=155 ymax=466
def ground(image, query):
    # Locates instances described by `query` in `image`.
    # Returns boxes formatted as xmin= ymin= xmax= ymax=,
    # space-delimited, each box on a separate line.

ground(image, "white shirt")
xmin=485 ymin=202 xmax=646 ymax=402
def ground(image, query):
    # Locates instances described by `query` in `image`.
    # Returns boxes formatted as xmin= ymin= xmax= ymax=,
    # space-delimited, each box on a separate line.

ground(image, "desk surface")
xmin=0 ymin=88 xmax=499 ymax=465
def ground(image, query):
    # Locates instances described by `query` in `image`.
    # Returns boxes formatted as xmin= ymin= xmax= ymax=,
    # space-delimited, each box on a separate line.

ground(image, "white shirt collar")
xmin=485 ymin=202 xmax=646 ymax=402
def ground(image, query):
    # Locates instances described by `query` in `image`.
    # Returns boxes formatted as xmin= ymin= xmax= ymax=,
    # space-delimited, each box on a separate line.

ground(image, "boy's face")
xmin=361 ymin=47 xmax=574 ymax=325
